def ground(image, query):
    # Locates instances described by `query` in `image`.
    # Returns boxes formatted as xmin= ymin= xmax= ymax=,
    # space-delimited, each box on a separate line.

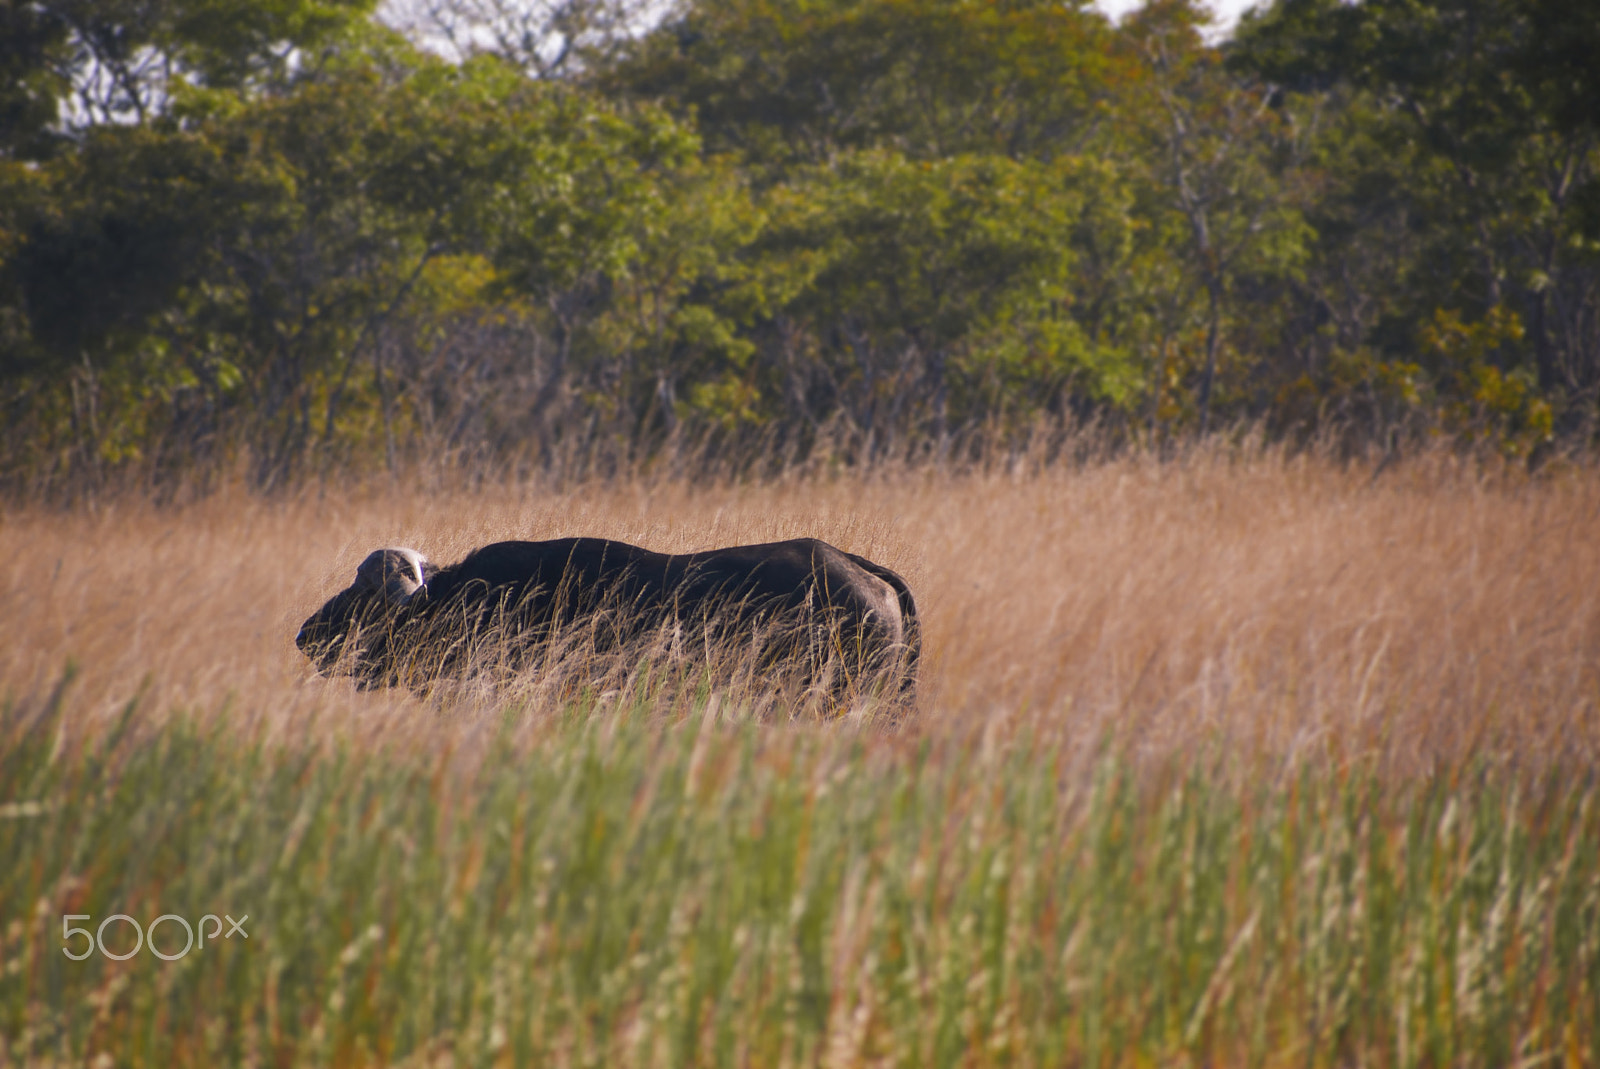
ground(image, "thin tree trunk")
xmin=1146 ymin=329 xmax=1172 ymax=437
xmin=375 ymin=341 xmax=396 ymax=472
xmin=323 ymin=246 xmax=441 ymax=445
xmin=1197 ymin=278 xmax=1223 ymax=437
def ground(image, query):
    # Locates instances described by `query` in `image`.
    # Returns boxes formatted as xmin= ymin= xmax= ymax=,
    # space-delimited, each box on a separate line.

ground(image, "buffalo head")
xmin=295 ymin=547 xmax=431 ymax=678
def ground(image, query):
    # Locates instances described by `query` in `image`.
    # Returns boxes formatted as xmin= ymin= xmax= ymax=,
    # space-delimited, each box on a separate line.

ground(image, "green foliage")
xmin=1231 ymin=0 xmax=1600 ymax=432
xmin=592 ymin=155 xmax=766 ymax=430
xmin=1421 ymin=306 xmax=1554 ymax=455
xmin=759 ymin=151 xmax=1140 ymax=427
xmin=4 ymin=0 xmax=1600 ymax=489
xmin=603 ymin=0 xmax=1126 ymax=167
xmin=0 ymin=0 xmax=70 ymax=159
xmin=0 ymin=24 xmax=706 ymax=483
xmin=3 ymin=700 xmax=1597 ymax=1065
xmin=0 ymin=0 xmax=378 ymax=133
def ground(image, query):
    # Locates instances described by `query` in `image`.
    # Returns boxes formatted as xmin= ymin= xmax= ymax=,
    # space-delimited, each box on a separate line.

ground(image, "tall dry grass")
xmin=2 ymin=445 xmax=1597 ymax=777
xmin=7 ymin=445 xmax=1600 ymax=1067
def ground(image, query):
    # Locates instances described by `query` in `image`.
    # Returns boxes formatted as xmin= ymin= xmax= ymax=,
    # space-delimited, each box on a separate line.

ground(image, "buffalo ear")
xmin=356 ymin=547 xmax=430 ymax=605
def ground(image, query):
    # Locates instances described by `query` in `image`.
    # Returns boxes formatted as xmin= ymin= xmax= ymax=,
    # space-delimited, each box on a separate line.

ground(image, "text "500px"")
xmin=63 ymin=913 xmax=249 ymax=960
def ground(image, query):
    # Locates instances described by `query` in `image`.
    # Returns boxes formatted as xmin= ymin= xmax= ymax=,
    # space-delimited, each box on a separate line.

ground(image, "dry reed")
xmin=6 ymin=444 xmax=1600 ymax=1068
xmin=2 ymin=444 xmax=1597 ymax=779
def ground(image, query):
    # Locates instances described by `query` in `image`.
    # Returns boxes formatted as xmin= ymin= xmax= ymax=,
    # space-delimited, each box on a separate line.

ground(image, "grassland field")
xmin=2 ymin=445 xmax=1599 ymax=1067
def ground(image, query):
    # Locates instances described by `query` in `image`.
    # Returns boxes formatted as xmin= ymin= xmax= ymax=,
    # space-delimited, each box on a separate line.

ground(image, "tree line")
xmin=2 ymin=0 xmax=1596 ymax=490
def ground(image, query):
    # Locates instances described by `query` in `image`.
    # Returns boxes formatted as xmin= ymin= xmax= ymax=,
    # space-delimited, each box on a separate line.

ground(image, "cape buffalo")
xmin=295 ymin=537 xmax=918 ymax=695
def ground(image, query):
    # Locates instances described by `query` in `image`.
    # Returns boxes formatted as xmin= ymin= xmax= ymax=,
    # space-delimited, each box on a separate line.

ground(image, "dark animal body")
xmin=296 ymin=537 xmax=918 ymax=694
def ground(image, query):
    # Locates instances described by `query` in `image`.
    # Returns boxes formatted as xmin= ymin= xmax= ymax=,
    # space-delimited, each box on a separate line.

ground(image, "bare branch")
xmin=378 ymin=0 xmax=666 ymax=79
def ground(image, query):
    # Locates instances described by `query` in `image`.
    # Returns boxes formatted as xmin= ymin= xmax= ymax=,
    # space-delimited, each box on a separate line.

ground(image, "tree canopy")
xmin=2 ymin=0 xmax=1595 ymax=490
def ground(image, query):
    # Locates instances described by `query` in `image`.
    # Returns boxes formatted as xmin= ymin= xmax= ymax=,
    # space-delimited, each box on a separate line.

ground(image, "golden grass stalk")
xmin=2 ymin=444 xmax=1596 ymax=779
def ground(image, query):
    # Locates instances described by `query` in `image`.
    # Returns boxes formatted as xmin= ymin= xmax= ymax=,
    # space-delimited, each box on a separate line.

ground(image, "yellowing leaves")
xmin=1421 ymin=307 xmax=1551 ymax=457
